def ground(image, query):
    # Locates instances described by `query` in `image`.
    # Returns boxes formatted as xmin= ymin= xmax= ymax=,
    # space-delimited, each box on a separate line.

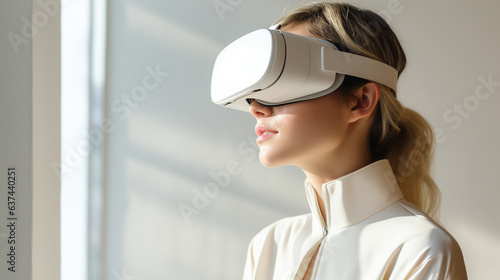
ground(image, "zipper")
xmin=322 ymin=226 xmax=328 ymax=237
xmin=322 ymin=185 xmax=331 ymax=233
xmin=292 ymin=185 xmax=331 ymax=280
xmin=292 ymin=238 xmax=324 ymax=280
xmin=309 ymin=186 xmax=332 ymax=279
xmin=308 ymin=227 xmax=329 ymax=279
xmin=293 ymin=227 xmax=329 ymax=280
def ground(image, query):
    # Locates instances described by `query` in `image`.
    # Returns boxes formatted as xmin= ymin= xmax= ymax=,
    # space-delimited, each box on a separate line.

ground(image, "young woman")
xmin=227 ymin=2 xmax=467 ymax=280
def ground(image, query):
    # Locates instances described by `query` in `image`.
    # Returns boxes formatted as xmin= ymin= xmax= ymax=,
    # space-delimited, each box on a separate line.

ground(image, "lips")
xmin=255 ymin=125 xmax=279 ymax=144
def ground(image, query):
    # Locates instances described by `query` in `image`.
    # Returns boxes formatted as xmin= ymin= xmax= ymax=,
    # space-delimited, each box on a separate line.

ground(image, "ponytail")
xmin=376 ymin=91 xmax=441 ymax=219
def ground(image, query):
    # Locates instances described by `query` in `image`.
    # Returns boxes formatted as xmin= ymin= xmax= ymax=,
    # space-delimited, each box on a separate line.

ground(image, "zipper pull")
xmin=322 ymin=227 xmax=328 ymax=237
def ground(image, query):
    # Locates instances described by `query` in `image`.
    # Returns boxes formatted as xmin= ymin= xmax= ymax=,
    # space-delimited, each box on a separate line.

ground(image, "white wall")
xmin=102 ymin=1 xmax=499 ymax=279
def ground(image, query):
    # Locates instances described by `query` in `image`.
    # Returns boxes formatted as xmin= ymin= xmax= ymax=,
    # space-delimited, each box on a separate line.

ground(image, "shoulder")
xmin=394 ymin=200 xmax=458 ymax=248
xmin=372 ymin=200 xmax=468 ymax=279
xmin=369 ymin=200 xmax=460 ymax=252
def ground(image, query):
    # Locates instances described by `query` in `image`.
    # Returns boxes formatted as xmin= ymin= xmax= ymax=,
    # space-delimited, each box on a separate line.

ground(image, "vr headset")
xmin=211 ymin=28 xmax=398 ymax=111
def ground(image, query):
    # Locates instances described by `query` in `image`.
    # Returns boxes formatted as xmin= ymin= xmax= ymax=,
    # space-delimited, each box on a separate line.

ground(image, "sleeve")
xmin=242 ymin=238 xmax=257 ymax=280
xmin=406 ymin=252 xmax=468 ymax=280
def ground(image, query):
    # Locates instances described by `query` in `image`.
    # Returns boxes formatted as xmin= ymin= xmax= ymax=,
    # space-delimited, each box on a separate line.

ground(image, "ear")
xmin=347 ymin=83 xmax=381 ymax=123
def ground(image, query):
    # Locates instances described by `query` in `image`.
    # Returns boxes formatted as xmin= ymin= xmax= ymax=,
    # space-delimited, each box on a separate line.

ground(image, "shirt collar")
xmin=305 ymin=159 xmax=404 ymax=232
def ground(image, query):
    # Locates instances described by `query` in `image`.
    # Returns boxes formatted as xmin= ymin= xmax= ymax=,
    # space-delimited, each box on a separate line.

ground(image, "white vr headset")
xmin=211 ymin=28 xmax=398 ymax=111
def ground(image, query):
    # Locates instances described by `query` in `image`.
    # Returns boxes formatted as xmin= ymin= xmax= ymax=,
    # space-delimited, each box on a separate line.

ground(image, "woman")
xmin=224 ymin=2 xmax=467 ymax=279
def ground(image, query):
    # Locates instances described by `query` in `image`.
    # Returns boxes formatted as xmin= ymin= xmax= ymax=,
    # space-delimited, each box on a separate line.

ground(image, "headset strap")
xmin=321 ymin=47 xmax=398 ymax=92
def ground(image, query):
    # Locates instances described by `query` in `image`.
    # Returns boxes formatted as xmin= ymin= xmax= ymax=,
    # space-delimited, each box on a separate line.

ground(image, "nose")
xmin=249 ymin=99 xmax=272 ymax=118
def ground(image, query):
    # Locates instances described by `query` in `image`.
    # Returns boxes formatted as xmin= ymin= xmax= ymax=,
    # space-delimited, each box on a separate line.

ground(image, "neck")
xmin=301 ymin=142 xmax=372 ymax=220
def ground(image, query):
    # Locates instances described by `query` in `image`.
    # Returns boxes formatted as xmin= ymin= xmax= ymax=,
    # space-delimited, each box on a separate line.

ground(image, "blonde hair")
xmin=274 ymin=2 xmax=441 ymax=219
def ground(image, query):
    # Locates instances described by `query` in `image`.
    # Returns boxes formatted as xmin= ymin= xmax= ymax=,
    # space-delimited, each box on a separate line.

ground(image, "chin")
xmin=259 ymin=154 xmax=286 ymax=168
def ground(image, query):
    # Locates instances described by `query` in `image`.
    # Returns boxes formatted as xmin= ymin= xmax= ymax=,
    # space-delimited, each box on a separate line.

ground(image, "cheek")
xmin=286 ymin=116 xmax=319 ymax=140
xmin=292 ymin=108 xmax=348 ymax=151
xmin=282 ymin=113 xmax=343 ymax=151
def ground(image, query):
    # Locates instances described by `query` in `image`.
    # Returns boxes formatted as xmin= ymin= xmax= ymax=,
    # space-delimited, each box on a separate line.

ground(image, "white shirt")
xmin=243 ymin=160 xmax=467 ymax=280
